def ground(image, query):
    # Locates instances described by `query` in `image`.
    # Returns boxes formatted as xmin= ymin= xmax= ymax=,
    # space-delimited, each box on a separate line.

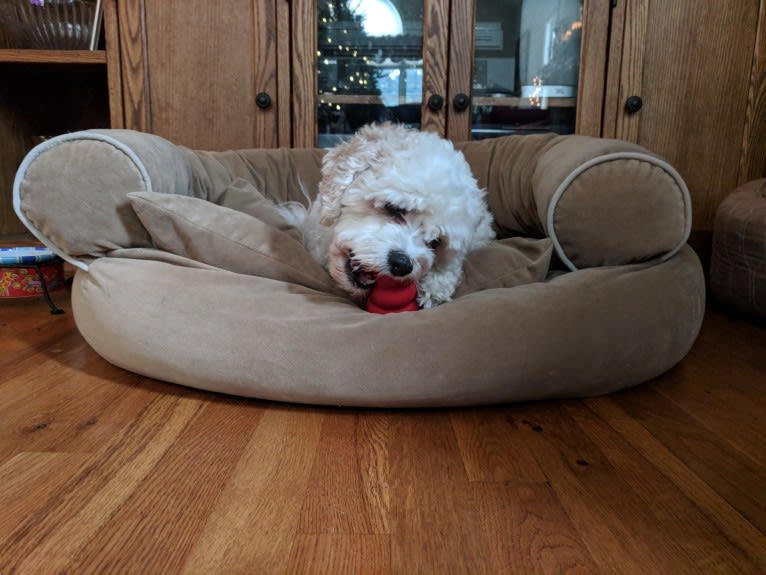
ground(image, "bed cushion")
xmin=128 ymin=190 xmax=554 ymax=300
xmin=128 ymin=191 xmax=337 ymax=294
xmin=15 ymin=131 xmax=691 ymax=276
xmin=458 ymin=135 xmax=692 ymax=270
xmin=71 ymin=246 xmax=705 ymax=407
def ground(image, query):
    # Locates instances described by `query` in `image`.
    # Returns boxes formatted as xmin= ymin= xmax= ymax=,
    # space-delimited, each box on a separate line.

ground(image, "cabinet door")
xmin=293 ymin=0 xmax=449 ymax=147
xmin=446 ymin=0 xmax=607 ymax=141
xmin=450 ymin=0 xmax=583 ymax=139
xmin=603 ymin=0 xmax=765 ymax=233
xmin=116 ymin=0 xmax=283 ymax=150
xmin=293 ymin=0 xmax=607 ymax=147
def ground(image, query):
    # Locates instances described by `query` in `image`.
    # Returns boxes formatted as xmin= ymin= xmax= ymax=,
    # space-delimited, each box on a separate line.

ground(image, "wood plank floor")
xmin=1 ymin=285 xmax=765 ymax=574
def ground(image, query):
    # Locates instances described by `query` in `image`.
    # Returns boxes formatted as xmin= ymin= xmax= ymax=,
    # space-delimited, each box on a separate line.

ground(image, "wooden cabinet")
xmin=103 ymin=0 xmax=766 ymax=239
xmin=2 ymin=0 xmax=765 ymax=243
xmin=291 ymin=0 xmax=606 ymax=147
xmin=111 ymin=0 xmax=289 ymax=150
xmin=603 ymin=0 xmax=766 ymax=236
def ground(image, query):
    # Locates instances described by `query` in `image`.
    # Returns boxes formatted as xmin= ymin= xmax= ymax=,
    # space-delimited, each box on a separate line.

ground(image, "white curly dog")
xmin=288 ymin=123 xmax=496 ymax=309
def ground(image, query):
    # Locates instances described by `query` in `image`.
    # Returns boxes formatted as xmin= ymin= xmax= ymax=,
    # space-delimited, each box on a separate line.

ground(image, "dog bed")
xmin=13 ymin=129 xmax=705 ymax=407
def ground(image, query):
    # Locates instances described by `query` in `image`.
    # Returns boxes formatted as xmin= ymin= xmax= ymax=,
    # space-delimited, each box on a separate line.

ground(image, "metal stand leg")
xmin=34 ymin=263 xmax=64 ymax=315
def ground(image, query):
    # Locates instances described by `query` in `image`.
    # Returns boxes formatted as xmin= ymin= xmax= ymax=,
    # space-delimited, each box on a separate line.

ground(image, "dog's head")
xmin=317 ymin=123 xmax=495 ymax=304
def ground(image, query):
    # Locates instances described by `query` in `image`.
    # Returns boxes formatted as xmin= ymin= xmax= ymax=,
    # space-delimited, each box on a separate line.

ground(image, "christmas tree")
xmin=317 ymin=1 xmax=379 ymax=95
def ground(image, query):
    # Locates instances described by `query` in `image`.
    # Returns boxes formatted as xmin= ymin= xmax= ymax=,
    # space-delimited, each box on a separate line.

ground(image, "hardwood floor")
xmin=1 ymin=285 xmax=765 ymax=574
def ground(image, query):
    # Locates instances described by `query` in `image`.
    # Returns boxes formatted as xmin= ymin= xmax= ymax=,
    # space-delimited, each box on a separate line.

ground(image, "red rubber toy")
xmin=366 ymin=275 xmax=420 ymax=314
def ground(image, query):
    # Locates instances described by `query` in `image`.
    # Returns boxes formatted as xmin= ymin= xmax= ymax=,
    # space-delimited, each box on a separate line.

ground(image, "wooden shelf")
xmin=318 ymin=93 xmax=577 ymax=109
xmin=0 ymin=49 xmax=106 ymax=64
xmin=472 ymin=96 xmax=577 ymax=108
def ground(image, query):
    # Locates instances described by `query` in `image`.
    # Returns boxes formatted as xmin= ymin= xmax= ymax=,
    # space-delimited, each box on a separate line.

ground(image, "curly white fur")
xmin=289 ymin=123 xmax=495 ymax=308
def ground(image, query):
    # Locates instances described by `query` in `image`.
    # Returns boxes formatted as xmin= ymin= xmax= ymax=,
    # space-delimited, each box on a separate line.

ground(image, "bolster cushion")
xmin=16 ymin=130 xmax=690 ymax=274
xmin=126 ymin=186 xmax=553 ymax=298
xmin=458 ymin=135 xmax=692 ymax=270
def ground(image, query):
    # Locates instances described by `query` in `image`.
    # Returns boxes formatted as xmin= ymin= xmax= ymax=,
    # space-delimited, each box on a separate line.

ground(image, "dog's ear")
xmin=317 ymin=127 xmax=384 ymax=226
xmin=317 ymin=146 xmax=352 ymax=226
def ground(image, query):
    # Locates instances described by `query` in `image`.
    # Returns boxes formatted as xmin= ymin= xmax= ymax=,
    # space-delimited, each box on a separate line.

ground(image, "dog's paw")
xmin=416 ymin=291 xmax=450 ymax=309
xmin=417 ymin=266 xmax=462 ymax=308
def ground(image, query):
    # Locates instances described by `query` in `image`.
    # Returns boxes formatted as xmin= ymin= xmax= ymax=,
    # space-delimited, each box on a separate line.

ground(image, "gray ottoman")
xmin=711 ymin=179 xmax=766 ymax=320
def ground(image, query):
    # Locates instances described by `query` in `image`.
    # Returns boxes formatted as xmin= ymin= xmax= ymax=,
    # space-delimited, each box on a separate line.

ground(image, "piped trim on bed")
xmin=13 ymin=131 xmax=154 ymax=272
xmin=546 ymin=151 xmax=692 ymax=271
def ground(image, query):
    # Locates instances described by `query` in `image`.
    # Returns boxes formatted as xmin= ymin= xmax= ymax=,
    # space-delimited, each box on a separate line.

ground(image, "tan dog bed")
xmin=14 ymin=129 xmax=704 ymax=406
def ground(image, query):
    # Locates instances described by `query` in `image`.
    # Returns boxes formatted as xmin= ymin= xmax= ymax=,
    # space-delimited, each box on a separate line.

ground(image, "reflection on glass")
xmin=317 ymin=0 xmax=424 ymax=147
xmin=472 ymin=0 xmax=582 ymax=139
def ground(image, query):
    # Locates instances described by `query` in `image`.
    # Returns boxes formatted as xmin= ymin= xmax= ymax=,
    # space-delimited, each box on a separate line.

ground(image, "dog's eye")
xmin=427 ymin=238 xmax=442 ymax=250
xmin=384 ymin=203 xmax=408 ymax=221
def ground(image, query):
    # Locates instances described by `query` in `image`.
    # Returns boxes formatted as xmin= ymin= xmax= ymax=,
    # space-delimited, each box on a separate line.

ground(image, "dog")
xmin=286 ymin=123 xmax=495 ymax=309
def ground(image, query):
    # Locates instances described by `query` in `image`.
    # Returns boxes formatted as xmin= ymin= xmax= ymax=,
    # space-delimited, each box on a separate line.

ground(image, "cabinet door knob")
xmin=625 ymin=95 xmax=643 ymax=113
xmin=427 ymin=94 xmax=444 ymax=111
xmin=255 ymin=92 xmax=272 ymax=109
xmin=452 ymin=93 xmax=470 ymax=111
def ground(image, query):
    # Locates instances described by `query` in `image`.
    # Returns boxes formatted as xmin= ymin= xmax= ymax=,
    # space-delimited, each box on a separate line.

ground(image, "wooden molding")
xmin=420 ymin=0 xmax=449 ymax=135
xmin=291 ymin=0 xmax=316 ymax=148
xmin=576 ymin=0 xmax=611 ymax=137
xmin=445 ymin=0 xmax=475 ymax=141
xmin=252 ymin=0 xmax=279 ymax=148
xmin=102 ymin=0 xmax=124 ymax=129
xmin=739 ymin=0 xmax=766 ymax=183
xmin=116 ymin=0 xmax=150 ymax=132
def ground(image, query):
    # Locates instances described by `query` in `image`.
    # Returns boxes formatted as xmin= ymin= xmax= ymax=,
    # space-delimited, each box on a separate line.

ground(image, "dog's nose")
xmin=387 ymin=250 xmax=414 ymax=277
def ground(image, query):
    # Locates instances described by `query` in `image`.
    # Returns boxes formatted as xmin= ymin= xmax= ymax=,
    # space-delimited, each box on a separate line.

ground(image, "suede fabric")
xmin=458 ymin=135 xmax=690 ymax=270
xmin=453 ymin=237 xmax=552 ymax=297
xmin=13 ymin=128 xmax=706 ymax=406
xmin=550 ymin=157 xmax=688 ymax=268
xmin=16 ymin=138 xmax=153 ymax=263
xmin=127 ymin=190 xmax=553 ymax=299
xmin=16 ymin=130 xmax=690 ymax=272
xmin=71 ymin=246 xmax=704 ymax=407
xmin=127 ymin=191 xmax=337 ymax=294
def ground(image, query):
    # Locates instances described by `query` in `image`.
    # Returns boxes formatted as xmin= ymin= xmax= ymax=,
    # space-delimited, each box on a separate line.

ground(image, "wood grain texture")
xmin=601 ymin=0 xmax=625 ymax=139
xmin=739 ymin=0 xmax=766 ymax=183
xmin=575 ymin=0 xmax=611 ymax=137
xmin=446 ymin=0 xmax=475 ymax=141
xmin=276 ymin=0 xmax=292 ymax=147
xmin=388 ymin=412 xmax=491 ymax=573
xmin=610 ymin=0 xmax=761 ymax=231
xmin=0 ymin=49 xmax=106 ymax=64
xmin=102 ymin=0 xmax=124 ymax=129
xmin=142 ymin=0 xmax=259 ymax=150
xmin=252 ymin=0 xmax=278 ymax=148
xmin=613 ymin=0 xmax=648 ymax=143
xmin=116 ymin=0 xmax=150 ymax=132
xmin=180 ymin=407 xmax=325 ymax=573
xmin=290 ymin=0 xmax=316 ymax=147
xmin=473 ymin=481 xmax=600 ymax=574
xmin=1 ymin=288 xmax=765 ymax=573
xmin=287 ymin=534 xmax=390 ymax=575
xmin=420 ymin=0 xmax=449 ymax=135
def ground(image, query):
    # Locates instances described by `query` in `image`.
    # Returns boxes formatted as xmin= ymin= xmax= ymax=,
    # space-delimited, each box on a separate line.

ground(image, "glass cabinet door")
xmin=316 ymin=0 xmax=427 ymax=147
xmin=469 ymin=0 xmax=583 ymax=139
xmin=297 ymin=0 xmax=586 ymax=147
